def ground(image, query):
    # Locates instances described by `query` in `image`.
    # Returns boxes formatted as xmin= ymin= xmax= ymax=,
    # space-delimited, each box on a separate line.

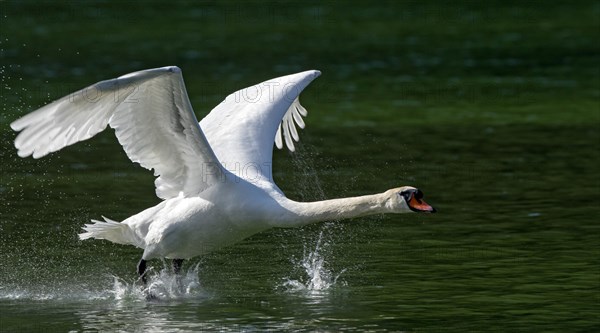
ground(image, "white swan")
xmin=10 ymin=66 xmax=435 ymax=282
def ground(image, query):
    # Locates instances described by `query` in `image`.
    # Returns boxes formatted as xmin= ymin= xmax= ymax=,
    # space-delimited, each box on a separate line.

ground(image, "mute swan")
xmin=11 ymin=66 xmax=435 ymax=283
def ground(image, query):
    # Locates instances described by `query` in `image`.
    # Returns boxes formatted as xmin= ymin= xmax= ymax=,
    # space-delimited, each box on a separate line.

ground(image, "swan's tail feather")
xmin=79 ymin=216 xmax=137 ymax=246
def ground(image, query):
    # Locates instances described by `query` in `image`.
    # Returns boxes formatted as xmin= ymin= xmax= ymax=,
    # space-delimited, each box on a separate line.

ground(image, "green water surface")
xmin=1 ymin=1 xmax=598 ymax=332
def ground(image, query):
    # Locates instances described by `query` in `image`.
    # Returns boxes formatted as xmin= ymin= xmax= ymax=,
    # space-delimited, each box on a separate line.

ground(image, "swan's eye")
xmin=400 ymin=189 xmax=425 ymax=203
xmin=399 ymin=190 xmax=413 ymax=202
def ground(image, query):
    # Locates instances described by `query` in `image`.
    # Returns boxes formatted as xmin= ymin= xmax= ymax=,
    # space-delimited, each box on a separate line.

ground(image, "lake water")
xmin=1 ymin=124 xmax=598 ymax=332
xmin=1 ymin=1 xmax=598 ymax=332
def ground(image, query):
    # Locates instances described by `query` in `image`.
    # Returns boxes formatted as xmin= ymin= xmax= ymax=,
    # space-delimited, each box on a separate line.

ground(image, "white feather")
xmin=11 ymin=66 xmax=225 ymax=199
xmin=200 ymin=71 xmax=320 ymax=180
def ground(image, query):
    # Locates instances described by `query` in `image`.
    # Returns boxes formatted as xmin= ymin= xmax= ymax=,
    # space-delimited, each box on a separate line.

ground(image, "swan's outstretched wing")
xmin=200 ymin=70 xmax=320 ymax=183
xmin=11 ymin=66 xmax=225 ymax=200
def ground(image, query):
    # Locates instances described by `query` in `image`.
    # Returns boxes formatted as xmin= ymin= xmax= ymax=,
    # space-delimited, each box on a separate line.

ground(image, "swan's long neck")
xmin=277 ymin=192 xmax=391 ymax=227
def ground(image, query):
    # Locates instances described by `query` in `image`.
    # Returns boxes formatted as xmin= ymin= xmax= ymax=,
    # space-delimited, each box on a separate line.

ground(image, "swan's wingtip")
xmin=164 ymin=66 xmax=181 ymax=73
xmin=300 ymin=70 xmax=321 ymax=78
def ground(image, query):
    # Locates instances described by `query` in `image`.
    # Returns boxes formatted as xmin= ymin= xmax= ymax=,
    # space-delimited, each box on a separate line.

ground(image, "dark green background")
xmin=1 ymin=1 xmax=598 ymax=332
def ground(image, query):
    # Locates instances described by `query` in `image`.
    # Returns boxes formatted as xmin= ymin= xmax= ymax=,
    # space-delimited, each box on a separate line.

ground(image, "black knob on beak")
xmin=414 ymin=189 xmax=423 ymax=200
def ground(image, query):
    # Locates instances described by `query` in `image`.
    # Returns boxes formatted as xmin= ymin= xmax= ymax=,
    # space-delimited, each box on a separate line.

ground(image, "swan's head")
xmin=386 ymin=186 xmax=436 ymax=213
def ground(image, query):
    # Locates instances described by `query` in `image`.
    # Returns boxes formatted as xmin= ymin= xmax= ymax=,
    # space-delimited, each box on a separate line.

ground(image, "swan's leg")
xmin=137 ymin=258 xmax=148 ymax=284
xmin=172 ymin=259 xmax=184 ymax=293
xmin=172 ymin=259 xmax=184 ymax=275
xmin=138 ymin=258 xmax=158 ymax=300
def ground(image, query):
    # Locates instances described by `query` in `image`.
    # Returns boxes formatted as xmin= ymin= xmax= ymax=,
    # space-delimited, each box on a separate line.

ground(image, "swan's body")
xmin=11 ymin=67 xmax=435 ymax=279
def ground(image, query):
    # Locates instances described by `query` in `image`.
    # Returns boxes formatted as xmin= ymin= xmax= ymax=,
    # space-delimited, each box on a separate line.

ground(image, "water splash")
xmin=281 ymin=228 xmax=347 ymax=294
xmin=109 ymin=262 xmax=205 ymax=302
xmin=281 ymin=144 xmax=348 ymax=293
xmin=145 ymin=262 xmax=203 ymax=300
xmin=0 ymin=262 xmax=205 ymax=302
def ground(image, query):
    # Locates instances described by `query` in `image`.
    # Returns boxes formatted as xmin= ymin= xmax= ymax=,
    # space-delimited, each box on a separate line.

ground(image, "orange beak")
xmin=408 ymin=194 xmax=436 ymax=213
